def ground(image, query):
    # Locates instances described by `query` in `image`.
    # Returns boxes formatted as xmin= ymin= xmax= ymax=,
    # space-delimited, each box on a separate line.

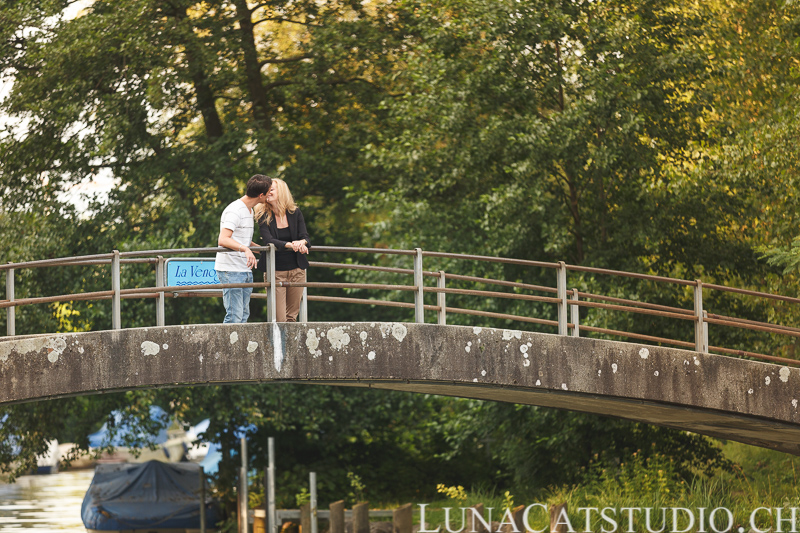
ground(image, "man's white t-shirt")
xmin=214 ymin=199 xmax=254 ymax=272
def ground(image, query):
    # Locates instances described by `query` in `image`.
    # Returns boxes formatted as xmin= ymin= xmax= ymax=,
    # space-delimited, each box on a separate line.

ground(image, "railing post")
xmin=156 ymin=256 xmax=165 ymax=327
xmin=437 ymin=271 xmax=446 ymax=325
xmin=300 ymin=286 xmax=308 ymax=323
xmin=112 ymin=250 xmax=121 ymax=330
xmin=557 ymin=262 xmax=568 ymax=335
xmin=6 ymin=266 xmax=15 ymax=337
xmin=570 ymin=288 xmax=580 ymax=337
xmin=267 ymin=244 xmax=277 ymax=322
xmin=414 ymin=248 xmax=424 ymax=324
xmin=694 ymin=280 xmax=708 ymax=353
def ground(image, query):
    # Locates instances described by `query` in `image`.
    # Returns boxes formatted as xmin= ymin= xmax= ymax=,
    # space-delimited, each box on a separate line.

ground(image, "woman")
xmin=255 ymin=178 xmax=311 ymax=322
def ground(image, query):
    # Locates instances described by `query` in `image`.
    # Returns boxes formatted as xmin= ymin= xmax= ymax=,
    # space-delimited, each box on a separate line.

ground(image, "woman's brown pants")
xmin=273 ymin=268 xmax=306 ymax=322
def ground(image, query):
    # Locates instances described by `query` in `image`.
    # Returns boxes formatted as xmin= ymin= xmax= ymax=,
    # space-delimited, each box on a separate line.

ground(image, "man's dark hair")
xmin=246 ymin=174 xmax=272 ymax=197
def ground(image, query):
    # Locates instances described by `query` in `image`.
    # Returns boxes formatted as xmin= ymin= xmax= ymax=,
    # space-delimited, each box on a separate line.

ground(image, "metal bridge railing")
xmin=2 ymin=245 xmax=799 ymax=366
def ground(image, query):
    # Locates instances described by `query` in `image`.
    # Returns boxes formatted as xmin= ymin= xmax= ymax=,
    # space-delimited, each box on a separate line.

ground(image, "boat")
xmin=81 ymin=460 xmax=222 ymax=532
xmin=35 ymin=439 xmax=60 ymax=474
xmin=88 ymin=407 xmax=213 ymax=465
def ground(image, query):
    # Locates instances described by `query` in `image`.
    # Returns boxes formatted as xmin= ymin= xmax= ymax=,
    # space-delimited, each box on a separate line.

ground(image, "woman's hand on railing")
xmin=291 ymin=241 xmax=309 ymax=254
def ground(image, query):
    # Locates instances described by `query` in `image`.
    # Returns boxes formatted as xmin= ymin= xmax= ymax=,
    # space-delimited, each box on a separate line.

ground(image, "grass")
xmin=407 ymin=441 xmax=800 ymax=532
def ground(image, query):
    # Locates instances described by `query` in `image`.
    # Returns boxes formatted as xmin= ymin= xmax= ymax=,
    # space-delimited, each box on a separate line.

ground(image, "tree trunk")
xmin=170 ymin=6 xmax=225 ymax=140
xmin=233 ymin=0 xmax=272 ymax=131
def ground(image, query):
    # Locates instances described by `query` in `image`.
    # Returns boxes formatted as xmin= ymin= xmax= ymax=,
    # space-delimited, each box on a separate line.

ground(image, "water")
xmin=0 ymin=470 xmax=94 ymax=532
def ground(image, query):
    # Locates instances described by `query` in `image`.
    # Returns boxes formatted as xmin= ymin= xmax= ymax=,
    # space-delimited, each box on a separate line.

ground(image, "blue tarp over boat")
xmin=81 ymin=460 xmax=221 ymax=531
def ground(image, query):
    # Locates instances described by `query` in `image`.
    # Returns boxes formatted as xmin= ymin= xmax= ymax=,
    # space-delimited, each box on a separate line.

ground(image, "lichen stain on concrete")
xmin=1 ymin=336 xmax=57 ymax=362
xmin=247 ymin=341 xmax=258 ymax=353
xmin=162 ymin=344 xmax=169 ymax=350
xmin=793 ymin=399 xmax=798 ymax=409
xmin=367 ymin=351 xmax=376 ymax=361
xmin=561 ymin=383 xmax=568 ymax=390
xmin=306 ymin=329 xmax=320 ymax=356
xmin=502 ymin=330 xmax=522 ymax=341
xmin=465 ymin=342 xmax=472 ymax=353
xmin=391 ymin=323 xmax=407 ymax=342
xmin=473 ymin=327 xmax=482 ymax=334
xmin=46 ymin=337 xmax=67 ymax=363
xmin=359 ymin=331 xmax=368 ymax=345
xmin=766 ymin=376 xmax=771 ymax=386
xmin=639 ymin=348 xmax=650 ymax=359
xmin=141 ymin=341 xmax=160 ymax=356
xmin=612 ymin=363 xmax=618 ymax=373
xmin=520 ymin=345 xmax=529 ymax=354
xmin=326 ymin=326 xmax=351 ymax=351
xmin=523 ymin=359 xmax=530 ymax=367
xmin=780 ymin=367 xmax=791 ymax=383
xmin=229 ymin=332 xmax=239 ymax=344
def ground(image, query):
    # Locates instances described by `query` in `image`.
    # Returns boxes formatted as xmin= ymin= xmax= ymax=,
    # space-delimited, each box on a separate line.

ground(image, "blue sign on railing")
xmin=165 ymin=258 xmax=220 ymax=287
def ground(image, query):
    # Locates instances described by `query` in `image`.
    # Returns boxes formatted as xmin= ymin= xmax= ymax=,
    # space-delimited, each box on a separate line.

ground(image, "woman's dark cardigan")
xmin=257 ymin=208 xmax=311 ymax=271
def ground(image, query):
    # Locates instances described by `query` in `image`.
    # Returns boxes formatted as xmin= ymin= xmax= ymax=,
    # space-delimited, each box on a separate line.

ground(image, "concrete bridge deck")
xmin=2 ymin=322 xmax=799 ymax=454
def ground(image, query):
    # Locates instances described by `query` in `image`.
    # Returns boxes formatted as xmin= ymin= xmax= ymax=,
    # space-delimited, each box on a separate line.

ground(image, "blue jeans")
xmin=217 ymin=270 xmax=253 ymax=324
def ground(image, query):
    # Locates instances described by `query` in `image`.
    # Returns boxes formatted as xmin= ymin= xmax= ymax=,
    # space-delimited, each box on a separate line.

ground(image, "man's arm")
xmin=218 ymin=228 xmax=257 ymax=269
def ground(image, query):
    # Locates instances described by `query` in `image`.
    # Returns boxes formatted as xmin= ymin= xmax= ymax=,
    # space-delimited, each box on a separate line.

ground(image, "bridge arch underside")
xmin=3 ymin=322 xmax=800 ymax=454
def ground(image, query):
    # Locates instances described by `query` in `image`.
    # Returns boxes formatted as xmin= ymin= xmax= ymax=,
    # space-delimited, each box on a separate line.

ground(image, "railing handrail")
xmin=3 ymin=245 xmax=799 ymax=368
xmin=0 ymin=245 xmax=789 ymax=303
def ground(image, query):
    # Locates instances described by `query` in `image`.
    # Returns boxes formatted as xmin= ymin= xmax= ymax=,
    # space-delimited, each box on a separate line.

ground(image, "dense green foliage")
xmin=1 ymin=0 xmax=799 ymax=508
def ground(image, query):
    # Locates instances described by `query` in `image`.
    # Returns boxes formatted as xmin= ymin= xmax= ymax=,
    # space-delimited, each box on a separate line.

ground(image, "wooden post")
xmin=240 ymin=437 xmax=249 ymax=533
xmin=353 ymin=502 xmax=370 ymax=533
xmin=329 ymin=500 xmax=345 ymax=533
xmin=254 ymin=510 xmax=267 ymax=533
xmin=393 ymin=503 xmax=412 ymax=533
xmin=511 ymin=505 xmax=525 ymax=533
xmin=300 ymin=503 xmax=311 ymax=533
xmin=199 ymin=466 xmax=206 ymax=533
xmin=470 ymin=504 xmax=488 ymax=533
xmin=266 ymin=438 xmax=276 ymax=533
xmin=549 ymin=503 xmax=569 ymax=533
xmin=309 ymin=473 xmax=318 ymax=533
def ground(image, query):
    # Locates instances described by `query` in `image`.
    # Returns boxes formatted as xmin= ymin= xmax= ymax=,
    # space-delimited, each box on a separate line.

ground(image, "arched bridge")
xmin=2 ymin=246 xmax=800 ymax=454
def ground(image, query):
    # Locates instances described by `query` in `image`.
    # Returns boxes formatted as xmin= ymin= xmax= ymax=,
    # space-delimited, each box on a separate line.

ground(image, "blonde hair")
xmin=255 ymin=178 xmax=297 ymax=224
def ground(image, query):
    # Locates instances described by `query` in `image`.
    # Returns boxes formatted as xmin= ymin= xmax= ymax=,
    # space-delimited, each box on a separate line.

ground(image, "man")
xmin=215 ymin=174 xmax=272 ymax=323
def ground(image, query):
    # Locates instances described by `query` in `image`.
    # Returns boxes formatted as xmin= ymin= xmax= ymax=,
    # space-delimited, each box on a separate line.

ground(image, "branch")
xmin=258 ymin=54 xmax=313 ymax=69
xmin=263 ymin=79 xmax=296 ymax=90
xmin=322 ymin=76 xmax=404 ymax=96
xmin=253 ymin=16 xmax=322 ymax=27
